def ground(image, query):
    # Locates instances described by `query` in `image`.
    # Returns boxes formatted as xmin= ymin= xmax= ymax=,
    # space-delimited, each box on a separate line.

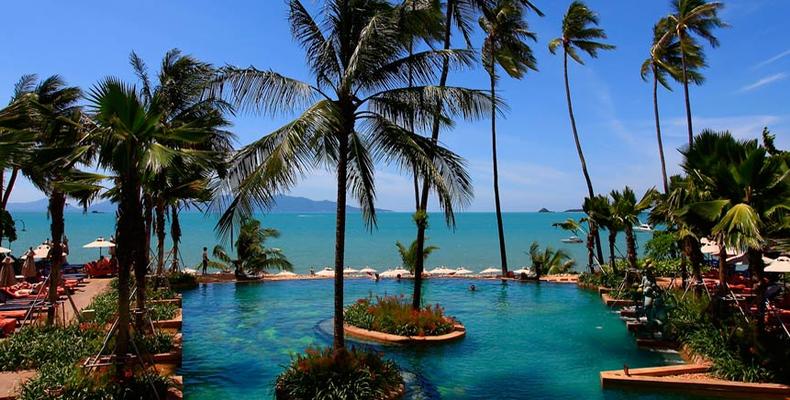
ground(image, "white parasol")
xmin=455 ymin=268 xmax=473 ymax=275
xmin=315 ymin=268 xmax=335 ymax=277
xmin=380 ymin=268 xmax=412 ymax=278
xmin=275 ymin=270 xmax=297 ymax=277
xmin=765 ymin=256 xmax=790 ymax=273
xmin=428 ymin=267 xmax=455 ymax=275
xmin=359 ymin=267 xmax=377 ymax=274
xmin=479 ymin=267 xmax=500 ymax=275
xmin=343 ymin=267 xmax=359 ymax=275
xmin=83 ymin=237 xmax=115 ymax=257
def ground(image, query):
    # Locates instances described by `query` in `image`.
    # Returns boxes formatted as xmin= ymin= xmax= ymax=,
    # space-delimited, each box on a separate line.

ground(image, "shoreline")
xmin=195 ymin=273 xmax=580 ymax=285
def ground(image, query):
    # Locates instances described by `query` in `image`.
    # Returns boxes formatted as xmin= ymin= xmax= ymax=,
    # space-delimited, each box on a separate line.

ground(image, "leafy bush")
xmin=644 ymin=230 xmax=680 ymax=261
xmin=0 ymin=325 xmax=104 ymax=371
xmin=344 ymin=295 xmax=455 ymax=336
xmin=148 ymin=302 xmax=178 ymax=321
xmin=275 ymin=347 xmax=402 ymax=400
xmin=168 ymin=271 xmax=198 ymax=290
xmin=19 ymin=364 xmax=171 ymax=400
xmin=661 ymin=292 xmax=790 ymax=383
xmin=134 ymin=332 xmax=175 ymax=354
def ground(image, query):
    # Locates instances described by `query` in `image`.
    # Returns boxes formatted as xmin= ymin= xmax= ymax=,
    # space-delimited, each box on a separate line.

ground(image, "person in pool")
xmin=469 ymin=284 xmax=476 ymax=292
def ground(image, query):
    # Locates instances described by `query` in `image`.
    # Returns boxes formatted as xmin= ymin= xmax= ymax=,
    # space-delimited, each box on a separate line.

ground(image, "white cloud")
xmin=667 ymin=115 xmax=783 ymax=140
xmin=738 ymin=73 xmax=787 ymax=93
xmin=754 ymin=49 xmax=790 ymax=69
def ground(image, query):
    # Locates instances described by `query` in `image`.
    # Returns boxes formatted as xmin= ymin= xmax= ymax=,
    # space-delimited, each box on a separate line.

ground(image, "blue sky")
xmin=1 ymin=0 xmax=788 ymax=212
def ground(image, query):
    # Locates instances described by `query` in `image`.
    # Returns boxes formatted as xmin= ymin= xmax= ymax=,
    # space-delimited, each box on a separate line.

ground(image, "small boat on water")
xmin=561 ymin=236 xmax=584 ymax=244
xmin=634 ymin=223 xmax=653 ymax=233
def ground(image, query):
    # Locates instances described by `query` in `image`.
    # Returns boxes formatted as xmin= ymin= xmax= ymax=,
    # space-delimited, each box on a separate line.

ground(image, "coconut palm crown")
xmin=213 ymin=0 xmax=489 ymax=350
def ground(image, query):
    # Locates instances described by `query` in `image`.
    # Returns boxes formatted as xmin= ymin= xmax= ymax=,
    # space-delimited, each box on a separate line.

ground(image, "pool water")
xmin=180 ymin=279 xmax=706 ymax=399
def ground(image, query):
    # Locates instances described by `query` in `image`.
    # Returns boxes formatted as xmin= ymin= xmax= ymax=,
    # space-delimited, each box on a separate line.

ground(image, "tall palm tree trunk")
xmin=748 ymin=249 xmax=766 ymax=334
xmin=652 ymin=72 xmax=669 ymax=193
xmin=170 ymin=204 xmax=181 ymax=272
xmin=155 ymin=199 xmax=166 ymax=275
xmin=332 ymin=121 xmax=351 ymax=350
xmin=717 ymin=240 xmax=728 ymax=294
xmin=679 ymin=32 xmax=694 ymax=146
xmin=563 ymin=50 xmax=604 ymax=264
xmin=412 ymin=0 xmax=455 ymax=310
xmin=46 ymin=191 xmax=66 ymax=326
xmin=115 ymin=167 xmax=144 ymax=376
xmin=1 ymin=168 xmax=19 ymax=209
xmin=489 ymin=65 xmax=508 ymax=275
xmin=585 ymin=223 xmax=594 ymax=273
xmin=608 ymin=230 xmax=617 ymax=271
xmin=625 ymin=225 xmax=636 ymax=269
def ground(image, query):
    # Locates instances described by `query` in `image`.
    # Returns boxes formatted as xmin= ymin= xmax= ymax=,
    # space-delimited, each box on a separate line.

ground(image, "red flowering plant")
xmin=344 ymin=295 xmax=455 ymax=336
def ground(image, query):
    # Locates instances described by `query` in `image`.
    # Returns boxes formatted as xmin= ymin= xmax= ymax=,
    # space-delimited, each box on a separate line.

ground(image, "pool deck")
xmin=0 ymin=278 xmax=111 ymax=399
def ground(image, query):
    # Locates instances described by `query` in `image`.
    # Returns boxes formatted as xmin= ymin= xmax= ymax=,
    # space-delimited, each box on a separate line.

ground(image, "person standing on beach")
xmin=202 ymin=247 xmax=209 ymax=275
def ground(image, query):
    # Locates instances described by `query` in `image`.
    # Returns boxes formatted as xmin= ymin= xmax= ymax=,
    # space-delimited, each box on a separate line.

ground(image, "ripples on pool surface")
xmin=180 ymin=279 xmax=712 ymax=400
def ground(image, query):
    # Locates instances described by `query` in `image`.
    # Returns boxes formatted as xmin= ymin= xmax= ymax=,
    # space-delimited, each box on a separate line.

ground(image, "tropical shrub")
xmin=344 ymin=296 xmax=455 ymax=337
xmin=644 ymin=230 xmax=680 ymax=261
xmin=168 ymin=271 xmax=198 ymax=290
xmin=0 ymin=325 xmax=104 ymax=371
xmin=275 ymin=347 xmax=402 ymax=400
xmin=662 ymin=292 xmax=790 ymax=383
xmin=134 ymin=332 xmax=175 ymax=355
xmin=19 ymin=364 xmax=171 ymax=400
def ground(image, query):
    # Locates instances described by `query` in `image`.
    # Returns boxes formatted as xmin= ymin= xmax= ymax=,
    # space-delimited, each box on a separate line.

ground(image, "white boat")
xmin=634 ymin=223 xmax=653 ymax=233
xmin=561 ymin=236 xmax=584 ymax=244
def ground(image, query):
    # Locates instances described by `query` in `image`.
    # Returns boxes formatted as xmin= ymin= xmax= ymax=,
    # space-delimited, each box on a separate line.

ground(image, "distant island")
xmin=538 ymin=208 xmax=552 ymax=213
xmin=6 ymin=195 xmax=389 ymax=214
xmin=564 ymin=208 xmax=584 ymax=213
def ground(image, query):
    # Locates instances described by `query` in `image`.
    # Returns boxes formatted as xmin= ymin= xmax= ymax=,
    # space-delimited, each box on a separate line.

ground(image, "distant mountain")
xmin=7 ymin=195 xmax=389 ymax=214
xmin=538 ymin=208 xmax=552 ymax=213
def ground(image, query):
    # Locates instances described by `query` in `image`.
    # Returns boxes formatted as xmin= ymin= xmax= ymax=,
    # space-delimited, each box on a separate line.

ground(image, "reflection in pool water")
xmin=180 ymin=279 xmax=709 ymax=399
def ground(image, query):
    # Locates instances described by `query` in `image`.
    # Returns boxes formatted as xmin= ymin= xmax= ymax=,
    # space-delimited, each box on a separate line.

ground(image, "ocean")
xmin=5 ymin=211 xmax=647 ymax=273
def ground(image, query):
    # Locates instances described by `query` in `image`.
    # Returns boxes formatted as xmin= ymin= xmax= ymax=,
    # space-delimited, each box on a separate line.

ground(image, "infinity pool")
xmin=180 ymin=279 xmax=704 ymax=399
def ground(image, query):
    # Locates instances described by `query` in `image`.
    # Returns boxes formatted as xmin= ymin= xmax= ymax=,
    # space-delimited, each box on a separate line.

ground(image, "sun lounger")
xmin=0 ymin=310 xmax=29 ymax=319
xmin=0 ymin=318 xmax=16 ymax=337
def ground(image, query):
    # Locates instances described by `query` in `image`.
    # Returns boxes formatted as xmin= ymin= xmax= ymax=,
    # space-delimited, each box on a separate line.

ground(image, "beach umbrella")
xmin=380 ymin=268 xmax=412 ymax=278
xmin=479 ymin=267 xmax=500 ymax=275
xmin=21 ymin=253 xmax=37 ymax=279
xmin=455 ymin=268 xmax=473 ymax=275
xmin=428 ymin=267 xmax=455 ymax=275
xmin=275 ymin=270 xmax=297 ymax=277
xmin=700 ymin=242 xmax=720 ymax=255
xmin=359 ymin=267 xmax=377 ymax=274
xmin=0 ymin=247 xmax=10 ymax=254
xmin=512 ymin=268 xmax=532 ymax=275
xmin=765 ymin=256 xmax=790 ymax=273
xmin=83 ymin=237 xmax=115 ymax=257
xmin=315 ymin=268 xmax=334 ymax=277
xmin=0 ymin=257 xmax=15 ymax=287
xmin=343 ymin=267 xmax=359 ymax=275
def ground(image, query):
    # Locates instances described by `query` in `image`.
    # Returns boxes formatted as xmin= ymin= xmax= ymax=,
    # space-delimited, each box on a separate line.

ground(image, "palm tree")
xmin=129 ymin=50 xmax=234 ymax=277
xmin=88 ymin=78 xmax=216 ymax=371
xmin=610 ymin=187 xmax=656 ymax=270
xmin=681 ymin=130 xmax=790 ymax=330
xmin=20 ymin=76 xmax=102 ymax=325
xmin=213 ymin=0 xmax=483 ymax=350
xmin=549 ymin=1 xmax=614 ymax=265
xmin=396 ymin=239 xmax=438 ymax=273
xmin=657 ymin=0 xmax=726 ymax=145
xmin=479 ymin=0 xmax=537 ymax=276
xmin=582 ymin=195 xmax=609 ymax=273
xmin=212 ymin=219 xmax=291 ymax=277
xmin=410 ymin=0 xmax=542 ymax=309
xmin=641 ymin=18 xmax=705 ymax=193
xmin=528 ymin=241 xmax=575 ymax=277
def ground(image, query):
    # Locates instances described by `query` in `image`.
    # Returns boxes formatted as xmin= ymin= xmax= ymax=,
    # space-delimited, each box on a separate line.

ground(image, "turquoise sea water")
xmin=4 ymin=211 xmax=646 ymax=273
xmin=180 ymin=279 xmax=704 ymax=399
